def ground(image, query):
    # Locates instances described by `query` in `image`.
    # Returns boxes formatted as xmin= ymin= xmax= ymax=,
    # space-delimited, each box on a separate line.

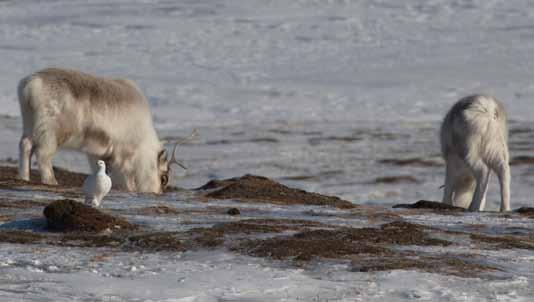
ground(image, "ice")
xmin=0 ymin=0 xmax=534 ymax=208
xmin=2 ymin=0 xmax=534 ymax=300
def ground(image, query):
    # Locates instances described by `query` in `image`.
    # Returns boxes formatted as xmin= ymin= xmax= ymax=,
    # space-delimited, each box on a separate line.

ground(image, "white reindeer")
xmin=440 ymin=95 xmax=511 ymax=212
xmin=17 ymin=67 xmax=192 ymax=193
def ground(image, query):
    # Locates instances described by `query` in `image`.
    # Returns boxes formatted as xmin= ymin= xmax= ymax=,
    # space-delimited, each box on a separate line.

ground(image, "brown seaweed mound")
xmin=393 ymin=200 xmax=466 ymax=212
xmin=237 ymin=221 xmax=450 ymax=262
xmin=43 ymin=199 xmax=136 ymax=232
xmin=201 ymin=174 xmax=356 ymax=209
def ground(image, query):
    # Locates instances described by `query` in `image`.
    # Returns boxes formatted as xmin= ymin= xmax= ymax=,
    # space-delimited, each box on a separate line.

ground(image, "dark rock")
xmin=227 ymin=208 xmax=240 ymax=215
xmin=393 ymin=200 xmax=465 ymax=212
xmin=515 ymin=207 xmax=534 ymax=214
xmin=510 ymin=156 xmax=534 ymax=166
xmin=43 ymin=199 xmax=136 ymax=232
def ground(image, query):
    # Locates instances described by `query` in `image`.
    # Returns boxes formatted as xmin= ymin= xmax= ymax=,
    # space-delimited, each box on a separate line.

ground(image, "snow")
xmin=1 ymin=188 xmax=534 ymax=301
xmin=1 ymin=0 xmax=534 ymax=300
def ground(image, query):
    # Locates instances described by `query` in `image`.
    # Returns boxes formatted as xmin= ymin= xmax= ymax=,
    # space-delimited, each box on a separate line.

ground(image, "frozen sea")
xmin=2 ymin=0 xmax=534 ymax=301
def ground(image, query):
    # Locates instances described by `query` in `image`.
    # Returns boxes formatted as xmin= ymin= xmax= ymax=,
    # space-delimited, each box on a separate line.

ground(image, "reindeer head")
xmin=157 ymin=130 xmax=198 ymax=191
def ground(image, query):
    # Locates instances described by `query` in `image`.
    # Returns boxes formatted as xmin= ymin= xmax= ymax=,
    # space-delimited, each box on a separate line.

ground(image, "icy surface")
xmin=1 ymin=0 xmax=534 ymax=300
xmin=2 ymin=191 xmax=534 ymax=301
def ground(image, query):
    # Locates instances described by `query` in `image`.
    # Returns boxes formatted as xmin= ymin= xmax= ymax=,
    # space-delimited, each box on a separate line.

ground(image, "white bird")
xmin=83 ymin=160 xmax=112 ymax=207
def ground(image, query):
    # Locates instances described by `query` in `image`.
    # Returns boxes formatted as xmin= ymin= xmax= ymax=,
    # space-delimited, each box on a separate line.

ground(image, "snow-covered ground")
xmin=2 ymin=0 xmax=534 ymax=300
xmin=2 ymin=188 xmax=534 ymax=301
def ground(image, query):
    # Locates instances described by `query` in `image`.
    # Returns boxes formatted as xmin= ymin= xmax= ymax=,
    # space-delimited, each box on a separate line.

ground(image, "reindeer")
xmin=440 ymin=95 xmax=511 ymax=212
xmin=17 ymin=67 xmax=194 ymax=193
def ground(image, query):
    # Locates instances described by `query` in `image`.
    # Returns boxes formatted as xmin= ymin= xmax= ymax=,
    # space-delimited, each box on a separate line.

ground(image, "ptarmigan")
xmin=83 ymin=160 xmax=112 ymax=207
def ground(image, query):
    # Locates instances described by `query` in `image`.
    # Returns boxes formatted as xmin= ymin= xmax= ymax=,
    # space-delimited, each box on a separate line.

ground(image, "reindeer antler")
xmin=169 ymin=129 xmax=198 ymax=170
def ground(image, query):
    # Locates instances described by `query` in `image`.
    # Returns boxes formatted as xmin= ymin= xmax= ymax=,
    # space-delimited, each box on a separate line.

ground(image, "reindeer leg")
xmin=442 ymin=159 xmax=453 ymax=205
xmin=468 ymin=163 xmax=490 ymax=212
xmin=35 ymin=139 xmax=58 ymax=185
xmin=443 ymin=155 xmax=464 ymax=205
xmin=497 ymin=164 xmax=511 ymax=212
xmin=18 ymin=136 xmax=33 ymax=181
xmin=453 ymin=172 xmax=475 ymax=209
xmin=478 ymin=170 xmax=491 ymax=211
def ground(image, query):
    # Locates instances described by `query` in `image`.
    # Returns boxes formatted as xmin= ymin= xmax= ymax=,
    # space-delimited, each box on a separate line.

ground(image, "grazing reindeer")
xmin=17 ymin=67 xmax=193 ymax=193
xmin=440 ymin=95 xmax=511 ymax=211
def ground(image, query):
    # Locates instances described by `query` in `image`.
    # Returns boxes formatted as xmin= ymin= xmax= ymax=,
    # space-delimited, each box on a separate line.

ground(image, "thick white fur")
xmin=440 ymin=95 xmax=511 ymax=212
xmin=17 ymin=68 xmax=168 ymax=193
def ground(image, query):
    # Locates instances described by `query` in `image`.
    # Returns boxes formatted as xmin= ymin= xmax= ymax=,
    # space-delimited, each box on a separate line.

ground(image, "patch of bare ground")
xmin=351 ymin=255 xmax=499 ymax=278
xmin=126 ymin=232 xmax=185 ymax=252
xmin=235 ymin=221 xmax=450 ymax=262
xmin=0 ymin=228 xmax=186 ymax=251
xmin=371 ymin=175 xmax=420 ymax=184
xmin=200 ymin=174 xmax=356 ymax=209
xmin=308 ymin=136 xmax=361 ymax=146
xmin=470 ymin=233 xmax=534 ymax=250
xmin=131 ymin=205 xmax=182 ymax=215
xmin=393 ymin=200 xmax=466 ymax=213
xmin=0 ymin=166 xmax=85 ymax=199
xmin=378 ymin=157 xmax=443 ymax=167
xmin=164 ymin=186 xmax=185 ymax=192
xmin=349 ymin=205 xmax=402 ymax=223
xmin=186 ymin=219 xmax=330 ymax=249
xmin=0 ymin=165 xmax=86 ymax=189
xmin=278 ymin=175 xmax=319 ymax=181
xmin=205 ymin=137 xmax=279 ymax=145
xmin=268 ymin=129 xmax=322 ymax=136
xmin=117 ymin=205 xmax=241 ymax=217
xmin=94 ymin=218 xmax=327 ymax=251
xmin=0 ymin=165 xmax=182 ymax=195
xmin=0 ymin=199 xmax=50 ymax=209
xmin=279 ymin=170 xmax=344 ymax=182
xmin=0 ymin=218 xmax=329 ymax=252
xmin=0 ymin=230 xmax=47 ymax=244
xmin=0 ymin=215 xmax=13 ymax=222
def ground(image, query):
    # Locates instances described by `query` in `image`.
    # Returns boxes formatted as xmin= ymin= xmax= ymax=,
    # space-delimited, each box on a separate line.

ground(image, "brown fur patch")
xmin=83 ymin=128 xmax=111 ymax=147
xmin=35 ymin=68 xmax=145 ymax=109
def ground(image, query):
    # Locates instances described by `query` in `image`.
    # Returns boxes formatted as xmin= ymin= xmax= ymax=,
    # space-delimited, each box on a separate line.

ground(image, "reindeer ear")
xmin=158 ymin=149 xmax=167 ymax=161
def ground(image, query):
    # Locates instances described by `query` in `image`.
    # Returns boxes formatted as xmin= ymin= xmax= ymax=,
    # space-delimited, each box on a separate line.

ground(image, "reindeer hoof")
xmin=43 ymin=179 xmax=58 ymax=186
xmin=17 ymin=175 xmax=30 ymax=182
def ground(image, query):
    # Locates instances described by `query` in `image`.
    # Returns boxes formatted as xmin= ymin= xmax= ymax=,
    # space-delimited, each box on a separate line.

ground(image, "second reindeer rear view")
xmin=440 ymin=95 xmax=511 ymax=212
